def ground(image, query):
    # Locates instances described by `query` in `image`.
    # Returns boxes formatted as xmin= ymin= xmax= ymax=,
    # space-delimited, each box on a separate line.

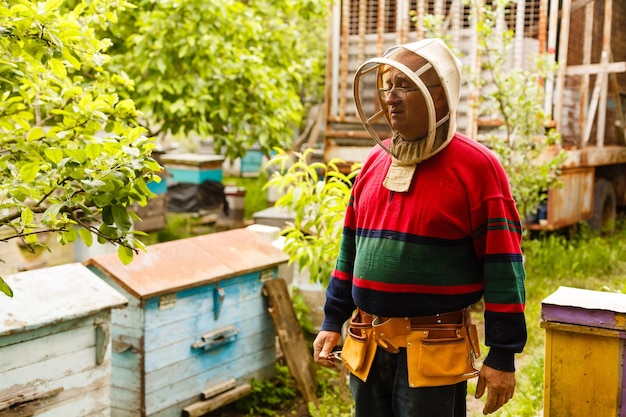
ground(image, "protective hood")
xmin=353 ymin=38 xmax=462 ymax=191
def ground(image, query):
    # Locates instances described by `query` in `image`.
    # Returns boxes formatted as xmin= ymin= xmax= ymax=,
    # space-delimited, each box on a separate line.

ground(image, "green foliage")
xmin=99 ymin=0 xmax=330 ymax=160
xmin=466 ymin=0 xmax=567 ymax=225
xmin=291 ymin=287 xmax=314 ymax=335
xmin=233 ymin=360 xmax=353 ymax=417
xmin=0 ymin=0 xmax=161 ymax=296
xmin=524 ymin=223 xmax=626 ymax=285
xmin=308 ymin=367 xmax=353 ymax=417
xmin=265 ymin=148 xmax=361 ymax=286
xmin=234 ymin=362 xmax=300 ymax=417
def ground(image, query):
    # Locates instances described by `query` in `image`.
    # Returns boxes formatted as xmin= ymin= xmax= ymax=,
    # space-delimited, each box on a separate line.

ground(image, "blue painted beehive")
xmin=160 ymin=153 xmax=225 ymax=185
xmin=239 ymin=148 xmax=264 ymax=177
xmin=0 ymin=263 xmax=127 ymax=416
xmin=85 ymin=227 xmax=289 ymax=417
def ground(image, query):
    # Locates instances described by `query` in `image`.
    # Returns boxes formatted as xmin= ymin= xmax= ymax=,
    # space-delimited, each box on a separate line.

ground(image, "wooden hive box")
xmin=85 ymin=227 xmax=289 ymax=417
xmin=0 ymin=263 xmax=128 ymax=416
xmin=160 ymin=153 xmax=225 ymax=185
xmin=541 ymin=286 xmax=626 ymax=417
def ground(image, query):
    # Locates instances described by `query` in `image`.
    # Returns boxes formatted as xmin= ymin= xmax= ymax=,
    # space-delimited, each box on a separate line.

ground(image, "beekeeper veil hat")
xmin=353 ymin=38 xmax=462 ymax=191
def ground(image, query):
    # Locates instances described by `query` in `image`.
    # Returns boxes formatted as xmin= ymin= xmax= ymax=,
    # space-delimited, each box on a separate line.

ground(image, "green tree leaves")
xmin=0 ymin=0 xmax=329 ymax=297
xmin=0 ymin=0 xmax=160 ymax=296
xmin=266 ymin=149 xmax=361 ymax=286
xmin=101 ymin=0 xmax=329 ymax=160
xmin=468 ymin=0 xmax=567 ymax=226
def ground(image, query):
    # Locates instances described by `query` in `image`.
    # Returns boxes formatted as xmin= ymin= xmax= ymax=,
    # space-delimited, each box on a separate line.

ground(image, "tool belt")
xmin=340 ymin=308 xmax=481 ymax=387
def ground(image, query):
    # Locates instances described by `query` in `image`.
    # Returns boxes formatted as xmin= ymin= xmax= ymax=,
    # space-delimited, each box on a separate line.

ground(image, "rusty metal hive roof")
xmin=85 ymin=227 xmax=289 ymax=300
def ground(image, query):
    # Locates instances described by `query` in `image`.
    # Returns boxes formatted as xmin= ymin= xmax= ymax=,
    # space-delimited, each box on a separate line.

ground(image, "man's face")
xmin=380 ymin=61 xmax=447 ymax=142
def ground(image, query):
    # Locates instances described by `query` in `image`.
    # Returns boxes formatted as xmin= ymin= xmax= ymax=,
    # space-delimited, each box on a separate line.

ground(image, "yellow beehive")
xmin=541 ymin=286 xmax=626 ymax=417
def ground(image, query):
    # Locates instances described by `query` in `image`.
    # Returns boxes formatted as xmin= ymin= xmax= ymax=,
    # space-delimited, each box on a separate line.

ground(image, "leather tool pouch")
xmin=340 ymin=311 xmax=377 ymax=382
xmin=341 ymin=309 xmax=481 ymax=387
xmin=406 ymin=323 xmax=480 ymax=388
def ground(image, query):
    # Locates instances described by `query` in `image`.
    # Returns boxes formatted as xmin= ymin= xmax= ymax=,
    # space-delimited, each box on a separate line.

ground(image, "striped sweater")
xmin=321 ymin=132 xmax=527 ymax=372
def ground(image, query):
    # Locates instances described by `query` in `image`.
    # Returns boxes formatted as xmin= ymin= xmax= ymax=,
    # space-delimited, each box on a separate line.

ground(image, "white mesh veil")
xmin=353 ymin=39 xmax=462 ymax=191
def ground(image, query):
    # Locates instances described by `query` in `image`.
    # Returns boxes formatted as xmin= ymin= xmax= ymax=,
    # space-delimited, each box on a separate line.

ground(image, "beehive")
xmin=542 ymin=286 xmax=626 ymax=417
xmin=160 ymin=153 xmax=224 ymax=185
xmin=85 ymin=227 xmax=289 ymax=417
xmin=0 ymin=263 xmax=127 ymax=416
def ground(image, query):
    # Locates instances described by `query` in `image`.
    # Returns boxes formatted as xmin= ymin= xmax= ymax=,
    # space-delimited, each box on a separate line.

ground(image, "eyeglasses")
xmin=377 ymin=84 xmax=442 ymax=101
xmin=377 ymin=87 xmax=419 ymax=101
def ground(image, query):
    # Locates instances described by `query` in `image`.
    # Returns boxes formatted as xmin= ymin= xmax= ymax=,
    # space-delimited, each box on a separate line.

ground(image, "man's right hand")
xmin=475 ymin=365 xmax=516 ymax=414
xmin=313 ymin=330 xmax=341 ymax=368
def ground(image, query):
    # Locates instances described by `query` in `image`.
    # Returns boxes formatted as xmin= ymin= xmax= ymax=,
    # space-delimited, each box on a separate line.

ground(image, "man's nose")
xmin=385 ymin=90 xmax=402 ymax=102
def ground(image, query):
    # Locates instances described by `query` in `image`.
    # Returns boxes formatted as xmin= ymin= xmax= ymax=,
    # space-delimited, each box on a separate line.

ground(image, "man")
xmin=312 ymin=38 xmax=527 ymax=416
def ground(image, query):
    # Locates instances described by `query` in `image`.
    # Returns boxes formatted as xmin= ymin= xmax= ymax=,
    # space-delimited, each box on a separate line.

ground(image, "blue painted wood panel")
xmin=146 ymin=346 xmax=276 ymax=414
xmin=143 ymin=300 xmax=272 ymax=372
xmin=145 ymin=324 xmax=273 ymax=391
xmin=87 ymin=228 xmax=288 ymax=417
xmin=167 ymin=167 xmax=223 ymax=184
xmin=142 ymin=272 xmax=276 ymax=415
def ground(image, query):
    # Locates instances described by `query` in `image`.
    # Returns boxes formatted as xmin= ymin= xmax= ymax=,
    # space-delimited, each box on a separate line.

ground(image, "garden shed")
xmin=85 ymin=227 xmax=289 ymax=417
xmin=0 ymin=263 xmax=128 ymax=416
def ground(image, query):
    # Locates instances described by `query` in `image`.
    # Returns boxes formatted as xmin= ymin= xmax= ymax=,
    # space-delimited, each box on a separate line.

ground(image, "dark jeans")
xmin=349 ymin=347 xmax=467 ymax=417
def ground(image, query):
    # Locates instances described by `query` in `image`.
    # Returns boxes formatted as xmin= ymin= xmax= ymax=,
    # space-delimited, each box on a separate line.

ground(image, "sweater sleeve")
xmin=320 ymin=192 xmax=357 ymax=333
xmin=471 ymin=158 xmax=527 ymax=372
xmin=320 ymin=146 xmax=384 ymax=333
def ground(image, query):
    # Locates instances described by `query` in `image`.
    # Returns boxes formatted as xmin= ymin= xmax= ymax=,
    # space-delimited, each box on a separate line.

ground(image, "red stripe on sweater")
xmin=485 ymin=302 xmax=525 ymax=313
xmin=354 ymin=277 xmax=483 ymax=295
xmin=332 ymin=270 xmax=352 ymax=281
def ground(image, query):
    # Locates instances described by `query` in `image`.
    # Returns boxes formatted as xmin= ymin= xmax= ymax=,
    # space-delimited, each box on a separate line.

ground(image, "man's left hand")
xmin=475 ymin=365 xmax=516 ymax=415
